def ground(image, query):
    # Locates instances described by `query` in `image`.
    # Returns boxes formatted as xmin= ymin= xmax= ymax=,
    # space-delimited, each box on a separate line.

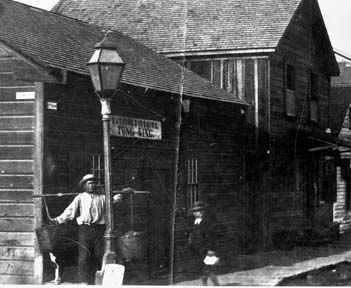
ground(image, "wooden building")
xmin=0 ymin=0 xmax=249 ymax=284
xmin=53 ymin=0 xmax=345 ymax=253
xmin=330 ymin=55 xmax=351 ymax=233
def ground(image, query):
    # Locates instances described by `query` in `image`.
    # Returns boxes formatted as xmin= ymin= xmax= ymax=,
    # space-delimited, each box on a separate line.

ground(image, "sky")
xmin=12 ymin=0 xmax=351 ymax=58
xmin=318 ymin=0 xmax=351 ymax=58
xmin=14 ymin=0 xmax=58 ymax=10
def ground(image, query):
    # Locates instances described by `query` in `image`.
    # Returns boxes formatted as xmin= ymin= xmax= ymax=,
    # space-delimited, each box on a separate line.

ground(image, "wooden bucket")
xmin=119 ymin=231 xmax=146 ymax=261
xmin=36 ymin=224 xmax=78 ymax=253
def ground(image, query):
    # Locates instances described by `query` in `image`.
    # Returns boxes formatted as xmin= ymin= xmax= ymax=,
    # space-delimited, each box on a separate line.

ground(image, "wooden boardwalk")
xmin=176 ymin=234 xmax=351 ymax=286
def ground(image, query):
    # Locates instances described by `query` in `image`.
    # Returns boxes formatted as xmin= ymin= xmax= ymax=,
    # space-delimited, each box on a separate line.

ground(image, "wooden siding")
xmin=0 ymin=45 xmax=36 ymax=284
xmin=42 ymin=73 xmax=247 ymax=279
xmin=270 ymin=1 xmax=332 ymax=140
xmin=43 ymin=77 xmax=177 ymax=279
xmin=267 ymin=0 xmax=335 ymax=237
xmin=166 ymin=0 xmax=336 ymax=254
xmin=175 ymin=1 xmax=340 ymax=250
xmin=176 ymin=55 xmax=271 ymax=252
xmin=173 ymin=98 xmax=246 ymax=272
xmin=333 ymin=165 xmax=351 ymax=233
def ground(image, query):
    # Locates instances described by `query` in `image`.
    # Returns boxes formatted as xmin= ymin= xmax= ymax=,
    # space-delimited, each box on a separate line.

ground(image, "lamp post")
xmin=87 ymin=33 xmax=125 ymax=270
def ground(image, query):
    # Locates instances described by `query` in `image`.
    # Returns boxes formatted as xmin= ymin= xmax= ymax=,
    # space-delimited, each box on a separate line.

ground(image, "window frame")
xmin=321 ymin=155 xmax=336 ymax=203
xmin=91 ymin=153 xmax=104 ymax=185
xmin=285 ymin=63 xmax=297 ymax=117
xmin=309 ymin=72 xmax=319 ymax=123
xmin=182 ymin=57 xmax=266 ymax=100
xmin=187 ymin=157 xmax=199 ymax=208
xmin=309 ymin=155 xmax=337 ymax=206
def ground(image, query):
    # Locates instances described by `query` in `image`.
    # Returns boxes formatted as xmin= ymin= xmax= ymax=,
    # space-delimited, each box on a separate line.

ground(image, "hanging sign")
xmin=110 ymin=115 xmax=162 ymax=140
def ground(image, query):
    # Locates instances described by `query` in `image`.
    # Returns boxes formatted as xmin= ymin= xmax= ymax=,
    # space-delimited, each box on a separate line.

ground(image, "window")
xmin=287 ymin=65 xmax=296 ymax=90
xmin=188 ymin=157 xmax=199 ymax=207
xmin=222 ymin=59 xmax=245 ymax=98
xmin=321 ymin=156 xmax=336 ymax=203
xmin=91 ymin=153 xmax=104 ymax=185
xmin=223 ymin=60 xmax=229 ymax=92
xmin=212 ymin=60 xmax=221 ymax=87
xmin=185 ymin=59 xmax=246 ymax=98
xmin=186 ymin=61 xmax=211 ymax=81
xmin=307 ymin=156 xmax=336 ymax=209
xmin=285 ymin=64 xmax=296 ymax=116
xmin=310 ymin=73 xmax=319 ymax=122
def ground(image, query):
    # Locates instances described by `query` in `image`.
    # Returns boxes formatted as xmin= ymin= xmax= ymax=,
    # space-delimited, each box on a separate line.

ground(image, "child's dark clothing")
xmin=188 ymin=216 xmax=219 ymax=285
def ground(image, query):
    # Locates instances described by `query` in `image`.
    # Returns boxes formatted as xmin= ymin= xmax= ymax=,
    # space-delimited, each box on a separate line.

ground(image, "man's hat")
xmin=189 ymin=201 xmax=208 ymax=212
xmin=79 ymin=174 xmax=97 ymax=187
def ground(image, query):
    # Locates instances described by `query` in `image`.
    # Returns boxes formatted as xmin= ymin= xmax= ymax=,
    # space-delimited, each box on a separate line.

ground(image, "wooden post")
xmin=169 ymin=88 xmax=183 ymax=284
xmin=33 ymin=82 xmax=44 ymax=284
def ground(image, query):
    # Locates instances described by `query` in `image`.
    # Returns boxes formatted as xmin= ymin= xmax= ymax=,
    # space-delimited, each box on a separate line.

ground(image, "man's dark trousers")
xmin=78 ymin=224 xmax=105 ymax=284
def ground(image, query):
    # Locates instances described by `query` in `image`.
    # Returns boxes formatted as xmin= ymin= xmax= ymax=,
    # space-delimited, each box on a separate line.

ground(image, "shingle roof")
xmin=1 ymin=0 xmax=248 ymax=105
xmin=332 ymin=62 xmax=351 ymax=87
xmin=52 ymin=0 xmax=302 ymax=54
xmin=330 ymin=62 xmax=351 ymax=136
xmin=330 ymin=86 xmax=351 ymax=137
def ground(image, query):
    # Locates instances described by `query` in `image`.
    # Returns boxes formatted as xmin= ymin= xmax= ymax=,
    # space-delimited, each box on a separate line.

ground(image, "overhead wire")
xmin=118 ymin=89 xmax=164 ymax=120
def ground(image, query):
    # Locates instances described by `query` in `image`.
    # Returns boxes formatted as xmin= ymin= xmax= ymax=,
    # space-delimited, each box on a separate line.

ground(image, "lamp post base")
xmin=95 ymin=252 xmax=117 ymax=285
xmin=95 ymin=231 xmax=118 ymax=284
xmin=95 ymin=270 xmax=104 ymax=285
xmin=101 ymin=251 xmax=117 ymax=269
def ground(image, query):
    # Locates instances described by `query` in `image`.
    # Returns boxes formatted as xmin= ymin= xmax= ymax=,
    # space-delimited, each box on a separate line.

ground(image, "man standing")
xmin=188 ymin=201 xmax=219 ymax=286
xmin=53 ymin=174 xmax=123 ymax=284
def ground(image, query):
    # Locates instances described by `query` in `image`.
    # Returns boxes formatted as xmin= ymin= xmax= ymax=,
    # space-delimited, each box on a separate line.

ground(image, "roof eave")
xmin=162 ymin=48 xmax=276 ymax=58
xmin=0 ymin=39 xmax=66 ymax=83
xmin=41 ymin=64 xmax=249 ymax=106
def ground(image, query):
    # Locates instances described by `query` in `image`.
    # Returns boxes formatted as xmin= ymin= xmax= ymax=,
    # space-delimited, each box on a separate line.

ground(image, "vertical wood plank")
xmin=267 ymin=59 xmax=271 ymax=138
xmin=169 ymin=92 xmax=183 ymax=285
xmin=254 ymin=59 xmax=259 ymax=130
xmin=33 ymin=82 xmax=44 ymax=284
xmin=237 ymin=60 xmax=244 ymax=100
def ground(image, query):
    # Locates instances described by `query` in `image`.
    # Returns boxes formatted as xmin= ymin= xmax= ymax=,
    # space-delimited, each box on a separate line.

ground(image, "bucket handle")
xmin=43 ymin=197 xmax=53 ymax=221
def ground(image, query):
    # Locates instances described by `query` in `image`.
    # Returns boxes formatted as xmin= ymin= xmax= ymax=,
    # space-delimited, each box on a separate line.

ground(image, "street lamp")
xmin=88 ymin=32 xmax=125 ymax=271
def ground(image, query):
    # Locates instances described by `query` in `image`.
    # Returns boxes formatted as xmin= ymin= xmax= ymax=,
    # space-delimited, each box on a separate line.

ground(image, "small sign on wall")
xmin=111 ymin=115 xmax=162 ymax=140
xmin=16 ymin=91 xmax=35 ymax=100
xmin=47 ymin=102 xmax=58 ymax=110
